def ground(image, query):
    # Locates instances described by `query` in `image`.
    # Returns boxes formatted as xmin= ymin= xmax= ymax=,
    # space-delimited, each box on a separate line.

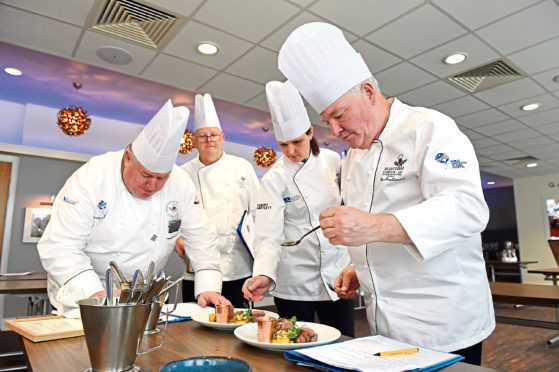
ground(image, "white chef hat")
xmin=131 ymin=99 xmax=189 ymax=173
xmin=193 ymin=93 xmax=221 ymax=132
xmin=266 ymin=80 xmax=311 ymax=142
xmin=278 ymin=22 xmax=372 ymax=114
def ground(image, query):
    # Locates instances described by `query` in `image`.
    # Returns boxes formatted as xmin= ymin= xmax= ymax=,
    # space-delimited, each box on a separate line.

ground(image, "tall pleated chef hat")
xmin=266 ymin=80 xmax=311 ymax=142
xmin=193 ymin=93 xmax=221 ymax=132
xmin=278 ymin=22 xmax=372 ymax=114
xmin=132 ymin=99 xmax=189 ymax=173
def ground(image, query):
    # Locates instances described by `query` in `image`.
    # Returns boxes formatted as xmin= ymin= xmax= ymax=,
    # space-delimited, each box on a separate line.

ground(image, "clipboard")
xmin=237 ymin=210 xmax=255 ymax=259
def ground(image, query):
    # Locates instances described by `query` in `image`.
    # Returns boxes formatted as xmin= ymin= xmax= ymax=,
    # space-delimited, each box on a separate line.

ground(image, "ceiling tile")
xmin=148 ymin=0 xmax=204 ymax=17
xmin=456 ymin=109 xmax=508 ymax=129
xmin=518 ymin=107 xmax=559 ymax=126
xmin=309 ymin=0 xmax=422 ymax=36
xmin=193 ymin=0 xmax=300 ymax=43
xmin=141 ymin=54 xmax=218 ymax=92
xmin=74 ymin=31 xmax=157 ymax=74
xmin=352 ymin=40 xmax=402 ymax=73
xmin=476 ymin=1 xmax=559 ymax=54
xmin=461 ymin=129 xmax=484 ymax=140
xmin=0 ymin=5 xmax=81 ymax=57
xmin=375 ymin=62 xmax=436 ymax=96
xmin=432 ymin=95 xmax=490 ymax=118
xmin=198 ymin=73 xmax=263 ymax=105
xmin=510 ymin=135 xmax=555 ymax=148
xmin=244 ymin=92 xmax=270 ymax=112
xmin=432 ymin=0 xmax=542 ymax=29
xmin=164 ymin=21 xmax=253 ymax=70
xmin=226 ymin=47 xmax=284 ymax=84
xmin=471 ymin=137 xmax=500 ymax=149
xmin=475 ymin=143 xmax=515 ymax=156
xmin=497 ymin=93 xmax=559 ymax=118
xmin=492 ymin=128 xmax=542 ymax=142
xmin=0 ymin=0 xmax=95 ymax=26
xmin=366 ymin=4 xmax=467 ymax=59
xmin=534 ymin=121 xmax=559 ymax=135
xmin=533 ymin=67 xmax=559 ymax=91
xmin=399 ymin=80 xmax=465 ymax=107
xmin=507 ymin=36 xmax=559 ymax=75
xmin=260 ymin=11 xmax=327 ymax=51
xmin=489 ymin=150 xmax=530 ymax=161
xmin=410 ymin=34 xmax=499 ymax=78
xmin=474 ymin=78 xmax=545 ymax=106
xmin=474 ymin=119 xmax=526 ymax=136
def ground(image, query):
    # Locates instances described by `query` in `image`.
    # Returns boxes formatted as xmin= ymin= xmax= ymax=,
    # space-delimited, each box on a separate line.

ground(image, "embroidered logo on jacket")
xmin=435 ymin=153 xmax=467 ymax=169
xmin=381 ymin=154 xmax=407 ymax=182
xmin=62 ymin=196 xmax=77 ymax=205
xmin=237 ymin=176 xmax=248 ymax=188
xmin=94 ymin=200 xmax=107 ymax=219
xmin=167 ymin=201 xmax=179 ymax=218
xmin=257 ymin=203 xmax=271 ymax=210
xmin=283 ymin=195 xmax=301 ymax=203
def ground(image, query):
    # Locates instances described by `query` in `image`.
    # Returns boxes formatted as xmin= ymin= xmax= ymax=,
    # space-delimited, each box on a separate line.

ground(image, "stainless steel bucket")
xmin=78 ymin=297 xmax=165 ymax=372
xmin=144 ymin=280 xmax=181 ymax=335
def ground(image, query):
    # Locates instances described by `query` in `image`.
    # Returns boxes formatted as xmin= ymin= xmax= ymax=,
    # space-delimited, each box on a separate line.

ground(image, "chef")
xmin=278 ymin=23 xmax=494 ymax=364
xmin=242 ymin=80 xmax=354 ymax=337
xmin=175 ymin=93 xmax=260 ymax=307
xmin=38 ymin=99 xmax=228 ymax=318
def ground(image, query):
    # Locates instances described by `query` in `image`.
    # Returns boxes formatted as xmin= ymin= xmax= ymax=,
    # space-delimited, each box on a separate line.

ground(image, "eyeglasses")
xmin=195 ymin=133 xmax=222 ymax=142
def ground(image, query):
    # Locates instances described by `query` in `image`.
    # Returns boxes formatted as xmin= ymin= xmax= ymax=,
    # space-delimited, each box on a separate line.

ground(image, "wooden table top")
xmin=22 ymin=319 xmax=496 ymax=372
xmin=0 ymin=272 xmax=47 ymax=281
xmin=0 ymin=276 xmax=47 ymax=295
xmin=484 ymin=260 xmax=538 ymax=266
xmin=527 ymin=267 xmax=559 ymax=275
xmin=489 ymin=281 xmax=559 ymax=307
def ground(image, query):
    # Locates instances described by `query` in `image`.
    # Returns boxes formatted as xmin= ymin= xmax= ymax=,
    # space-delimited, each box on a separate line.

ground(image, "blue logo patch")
xmin=94 ymin=200 xmax=107 ymax=219
xmin=435 ymin=153 xmax=449 ymax=164
xmin=435 ymin=153 xmax=467 ymax=169
xmin=283 ymin=195 xmax=301 ymax=203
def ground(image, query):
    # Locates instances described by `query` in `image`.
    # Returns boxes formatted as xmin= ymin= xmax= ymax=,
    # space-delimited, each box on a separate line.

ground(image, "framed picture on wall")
xmin=544 ymin=198 xmax=559 ymax=240
xmin=22 ymin=207 xmax=51 ymax=243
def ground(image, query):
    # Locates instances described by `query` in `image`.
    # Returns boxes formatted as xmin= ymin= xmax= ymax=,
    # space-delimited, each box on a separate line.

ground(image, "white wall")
xmin=514 ymin=173 xmax=559 ymax=284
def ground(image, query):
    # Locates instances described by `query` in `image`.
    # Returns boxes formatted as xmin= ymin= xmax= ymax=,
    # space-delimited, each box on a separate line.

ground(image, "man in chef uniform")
xmin=278 ymin=23 xmax=494 ymax=365
xmin=38 ymin=99 xmax=228 ymax=318
xmin=175 ymin=93 xmax=260 ymax=307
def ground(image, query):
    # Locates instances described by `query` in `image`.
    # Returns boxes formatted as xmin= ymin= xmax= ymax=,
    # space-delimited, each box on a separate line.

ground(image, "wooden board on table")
xmin=4 ymin=315 xmax=84 ymax=342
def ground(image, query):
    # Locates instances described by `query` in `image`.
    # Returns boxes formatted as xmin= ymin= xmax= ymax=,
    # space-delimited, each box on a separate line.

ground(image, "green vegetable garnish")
xmin=287 ymin=325 xmax=301 ymax=340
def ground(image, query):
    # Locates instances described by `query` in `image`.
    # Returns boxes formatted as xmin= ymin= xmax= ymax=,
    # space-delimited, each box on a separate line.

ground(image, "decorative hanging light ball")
xmin=57 ymin=106 xmax=91 ymax=136
xmin=179 ymin=129 xmax=194 ymax=154
xmin=253 ymin=147 xmax=277 ymax=168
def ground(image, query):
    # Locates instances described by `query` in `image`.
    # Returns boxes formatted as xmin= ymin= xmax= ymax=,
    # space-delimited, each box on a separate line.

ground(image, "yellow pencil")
xmin=374 ymin=347 xmax=419 ymax=356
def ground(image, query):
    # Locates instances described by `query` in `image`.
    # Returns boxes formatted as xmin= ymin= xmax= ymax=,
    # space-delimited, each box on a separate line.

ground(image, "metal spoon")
xmin=109 ymin=261 xmax=127 ymax=289
xmin=281 ymin=225 xmax=321 ymax=246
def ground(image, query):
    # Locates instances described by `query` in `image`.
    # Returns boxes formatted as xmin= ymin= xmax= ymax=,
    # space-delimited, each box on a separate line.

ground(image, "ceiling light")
xmin=4 ymin=67 xmax=22 ymax=76
xmin=521 ymin=103 xmax=540 ymax=111
xmin=526 ymin=163 xmax=538 ymax=168
xmin=443 ymin=53 xmax=467 ymax=65
xmin=487 ymin=181 xmax=495 ymax=185
xmin=196 ymin=42 xmax=219 ymax=55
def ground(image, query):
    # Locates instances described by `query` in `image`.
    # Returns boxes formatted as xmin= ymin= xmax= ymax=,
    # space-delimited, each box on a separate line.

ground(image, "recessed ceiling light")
xmin=526 ymin=163 xmax=538 ymax=168
xmin=487 ymin=181 xmax=495 ymax=185
xmin=196 ymin=42 xmax=219 ymax=55
xmin=443 ymin=53 xmax=467 ymax=65
xmin=521 ymin=103 xmax=540 ymax=111
xmin=4 ymin=67 xmax=22 ymax=76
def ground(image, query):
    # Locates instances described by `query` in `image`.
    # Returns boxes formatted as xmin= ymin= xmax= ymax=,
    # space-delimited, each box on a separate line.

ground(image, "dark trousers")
xmin=452 ymin=341 xmax=483 ymax=366
xmin=273 ymin=296 xmax=355 ymax=337
xmin=182 ymin=277 xmax=250 ymax=308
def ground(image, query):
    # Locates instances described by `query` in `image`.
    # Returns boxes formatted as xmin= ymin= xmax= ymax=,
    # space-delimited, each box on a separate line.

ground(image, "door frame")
xmin=0 ymin=154 xmax=20 ymax=326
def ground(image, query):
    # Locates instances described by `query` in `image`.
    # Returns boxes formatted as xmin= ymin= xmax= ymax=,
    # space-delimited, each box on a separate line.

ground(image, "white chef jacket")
xmin=253 ymin=148 xmax=350 ymax=301
xmin=181 ymin=152 xmax=260 ymax=281
xmin=38 ymin=150 xmax=222 ymax=316
xmin=342 ymin=98 xmax=494 ymax=352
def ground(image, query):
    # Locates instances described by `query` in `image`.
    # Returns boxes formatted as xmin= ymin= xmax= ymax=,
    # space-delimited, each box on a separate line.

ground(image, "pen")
xmin=374 ymin=347 xmax=419 ymax=356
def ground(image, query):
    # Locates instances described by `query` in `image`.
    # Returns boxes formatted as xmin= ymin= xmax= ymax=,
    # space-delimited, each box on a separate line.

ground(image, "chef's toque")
xmin=132 ymin=99 xmax=189 ymax=173
xmin=278 ymin=22 xmax=372 ymax=114
xmin=193 ymin=93 xmax=221 ymax=132
xmin=266 ymin=80 xmax=311 ymax=142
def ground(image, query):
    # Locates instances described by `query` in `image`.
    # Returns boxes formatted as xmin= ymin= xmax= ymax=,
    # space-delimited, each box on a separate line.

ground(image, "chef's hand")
xmin=90 ymin=289 xmax=122 ymax=298
xmin=320 ymin=206 xmax=411 ymax=246
xmin=174 ymin=237 xmax=185 ymax=259
xmin=197 ymin=291 xmax=231 ymax=307
xmin=242 ymin=276 xmax=272 ymax=302
xmin=333 ymin=265 xmax=360 ymax=299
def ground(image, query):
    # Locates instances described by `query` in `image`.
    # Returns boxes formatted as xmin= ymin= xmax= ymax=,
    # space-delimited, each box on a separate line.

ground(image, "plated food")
xmin=192 ymin=308 xmax=278 ymax=330
xmin=234 ymin=321 xmax=341 ymax=351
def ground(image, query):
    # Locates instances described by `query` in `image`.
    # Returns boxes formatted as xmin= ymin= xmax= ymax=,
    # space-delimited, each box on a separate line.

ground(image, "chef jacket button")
xmin=364 ymin=264 xmax=368 ymax=268
xmin=367 ymin=171 xmax=372 ymax=175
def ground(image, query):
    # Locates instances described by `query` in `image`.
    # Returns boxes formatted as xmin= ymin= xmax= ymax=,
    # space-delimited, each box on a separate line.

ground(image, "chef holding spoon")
xmin=242 ymin=81 xmax=354 ymax=337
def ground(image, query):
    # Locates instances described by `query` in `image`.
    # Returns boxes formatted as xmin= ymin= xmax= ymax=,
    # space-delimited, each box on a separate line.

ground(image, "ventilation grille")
xmin=92 ymin=0 xmax=183 ymax=49
xmin=502 ymin=155 xmax=539 ymax=166
xmin=447 ymin=59 xmax=524 ymax=93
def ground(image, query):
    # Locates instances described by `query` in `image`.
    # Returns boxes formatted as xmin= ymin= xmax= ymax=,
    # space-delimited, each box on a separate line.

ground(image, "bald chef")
xmin=38 ymin=100 xmax=229 ymax=318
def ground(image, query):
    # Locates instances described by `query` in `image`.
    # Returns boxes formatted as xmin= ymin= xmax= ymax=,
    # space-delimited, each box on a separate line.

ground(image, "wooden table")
xmin=485 ymin=260 xmax=538 ymax=282
xmin=0 ymin=272 xmax=48 ymax=315
xmin=526 ymin=267 xmax=559 ymax=345
xmin=21 ymin=319 xmax=497 ymax=372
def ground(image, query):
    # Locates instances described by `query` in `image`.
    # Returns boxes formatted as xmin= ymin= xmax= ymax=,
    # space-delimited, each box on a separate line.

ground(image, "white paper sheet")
xmin=161 ymin=302 xmax=205 ymax=318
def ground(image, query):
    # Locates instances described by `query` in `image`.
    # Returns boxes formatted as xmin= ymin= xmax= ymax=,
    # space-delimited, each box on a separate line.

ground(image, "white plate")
xmin=191 ymin=308 xmax=279 ymax=331
xmin=234 ymin=321 xmax=341 ymax=351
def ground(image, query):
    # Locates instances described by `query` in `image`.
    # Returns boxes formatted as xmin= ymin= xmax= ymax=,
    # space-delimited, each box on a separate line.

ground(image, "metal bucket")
xmin=78 ymin=297 xmax=165 ymax=372
xmin=144 ymin=280 xmax=181 ymax=335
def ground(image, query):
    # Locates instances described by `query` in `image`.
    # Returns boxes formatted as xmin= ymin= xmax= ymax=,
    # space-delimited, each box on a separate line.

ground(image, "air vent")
xmin=447 ymin=59 xmax=524 ymax=93
xmin=502 ymin=155 xmax=539 ymax=166
xmin=91 ymin=0 xmax=184 ymax=49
